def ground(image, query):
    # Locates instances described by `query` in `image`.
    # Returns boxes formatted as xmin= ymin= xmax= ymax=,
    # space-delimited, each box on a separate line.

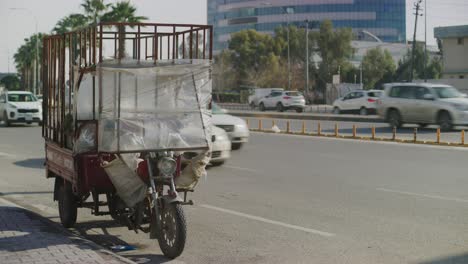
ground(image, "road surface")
xmin=1 ymin=125 xmax=468 ymax=263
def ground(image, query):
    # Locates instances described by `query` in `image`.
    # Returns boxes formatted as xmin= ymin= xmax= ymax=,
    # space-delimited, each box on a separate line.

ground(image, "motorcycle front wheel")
xmin=157 ymin=203 xmax=187 ymax=259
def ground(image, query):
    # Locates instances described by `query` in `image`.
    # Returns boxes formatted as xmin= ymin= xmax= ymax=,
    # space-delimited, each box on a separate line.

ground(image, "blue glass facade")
xmin=208 ymin=0 xmax=406 ymax=51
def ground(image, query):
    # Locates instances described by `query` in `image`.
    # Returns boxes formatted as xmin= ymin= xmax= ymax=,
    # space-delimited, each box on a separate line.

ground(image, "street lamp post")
xmin=305 ymin=20 xmax=309 ymax=94
xmin=10 ymin=8 xmax=39 ymax=95
xmin=282 ymin=7 xmax=291 ymax=90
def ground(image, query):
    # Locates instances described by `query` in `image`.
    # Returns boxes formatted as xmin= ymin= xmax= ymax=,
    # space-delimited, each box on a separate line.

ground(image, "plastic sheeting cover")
xmin=96 ymin=59 xmax=212 ymax=153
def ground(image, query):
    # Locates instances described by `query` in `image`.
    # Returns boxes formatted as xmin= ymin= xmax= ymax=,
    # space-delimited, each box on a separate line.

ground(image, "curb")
xmin=229 ymin=110 xmax=383 ymax=123
xmin=0 ymin=197 xmax=137 ymax=264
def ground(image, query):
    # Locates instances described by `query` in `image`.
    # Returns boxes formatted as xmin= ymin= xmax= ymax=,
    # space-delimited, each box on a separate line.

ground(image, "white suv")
xmin=258 ymin=91 xmax=306 ymax=112
xmin=377 ymin=83 xmax=468 ymax=131
xmin=0 ymin=91 xmax=42 ymax=126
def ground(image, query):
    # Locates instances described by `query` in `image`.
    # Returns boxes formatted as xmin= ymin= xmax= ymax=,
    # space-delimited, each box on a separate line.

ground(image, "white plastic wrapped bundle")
xmin=93 ymin=59 xmax=212 ymax=153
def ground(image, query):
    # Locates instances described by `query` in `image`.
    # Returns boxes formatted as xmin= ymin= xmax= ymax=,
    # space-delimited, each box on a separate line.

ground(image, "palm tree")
xmin=101 ymin=1 xmax=147 ymax=59
xmin=14 ymin=34 xmax=43 ymax=92
xmin=53 ymin=14 xmax=88 ymax=34
xmin=81 ymin=0 xmax=110 ymax=25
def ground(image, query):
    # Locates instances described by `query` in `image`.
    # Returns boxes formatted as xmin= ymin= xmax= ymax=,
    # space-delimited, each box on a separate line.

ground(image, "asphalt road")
xmin=1 ymin=125 xmax=468 ymax=263
xmin=244 ymin=117 xmax=468 ymax=145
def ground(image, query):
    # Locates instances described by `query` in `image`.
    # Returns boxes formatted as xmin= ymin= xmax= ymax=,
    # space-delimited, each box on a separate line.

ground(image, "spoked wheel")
xmin=387 ymin=109 xmax=402 ymax=129
xmin=438 ymin=111 xmax=453 ymax=131
xmin=259 ymin=103 xmax=265 ymax=112
xmin=359 ymin=107 xmax=368 ymax=116
xmin=58 ymin=180 xmax=78 ymax=228
xmin=157 ymin=203 xmax=187 ymax=259
xmin=276 ymin=103 xmax=284 ymax=112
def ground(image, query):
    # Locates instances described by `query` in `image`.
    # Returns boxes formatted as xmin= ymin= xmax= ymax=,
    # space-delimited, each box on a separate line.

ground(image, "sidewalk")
xmin=0 ymin=199 xmax=134 ymax=264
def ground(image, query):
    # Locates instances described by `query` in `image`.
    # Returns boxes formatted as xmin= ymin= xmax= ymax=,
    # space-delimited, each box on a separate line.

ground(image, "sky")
xmin=1 ymin=0 xmax=468 ymax=73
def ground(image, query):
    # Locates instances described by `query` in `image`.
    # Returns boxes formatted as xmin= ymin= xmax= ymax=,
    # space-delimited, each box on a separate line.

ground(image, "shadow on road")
xmin=74 ymin=220 xmax=170 ymax=264
xmin=418 ymin=252 xmax=468 ymax=264
xmin=14 ymin=158 xmax=45 ymax=169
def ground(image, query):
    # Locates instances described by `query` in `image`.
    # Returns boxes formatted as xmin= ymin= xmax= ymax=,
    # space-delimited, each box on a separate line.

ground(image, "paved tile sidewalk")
xmin=0 ymin=200 xmax=134 ymax=264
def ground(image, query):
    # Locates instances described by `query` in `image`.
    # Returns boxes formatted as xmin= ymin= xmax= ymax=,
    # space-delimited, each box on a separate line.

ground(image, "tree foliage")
xmin=0 ymin=75 xmax=21 ymax=91
xmin=362 ymin=47 xmax=396 ymax=89
xmin=395 ymin=43 xmax=442 ymax=81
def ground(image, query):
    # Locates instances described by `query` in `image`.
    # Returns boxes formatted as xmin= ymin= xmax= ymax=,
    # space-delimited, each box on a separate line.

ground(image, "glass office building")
xmin=208 ymin=0 xmax=406 ymax=51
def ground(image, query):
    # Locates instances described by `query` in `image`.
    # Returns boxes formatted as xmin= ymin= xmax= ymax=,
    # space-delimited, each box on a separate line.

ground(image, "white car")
xmin=248 ymin=88 xmax=284 ymax=108
xmin=258 ymin=90 xmax=306 ymax=112
xmin=332 ymin=90 xmax=382 ymax=115
xmin=212 ymin=103 xmax=249 ymax=150
xmin=210 ymin=126 xmax=231 ymax=166
xmin=0 ymin=91 xmax=42 ymax=126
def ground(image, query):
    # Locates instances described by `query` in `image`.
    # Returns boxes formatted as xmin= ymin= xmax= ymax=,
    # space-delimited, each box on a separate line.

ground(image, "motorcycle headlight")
xmin=8 ymin=103 xmax=17 ymax=109
xmin=158 ymin=157 xmax=177 ymax=175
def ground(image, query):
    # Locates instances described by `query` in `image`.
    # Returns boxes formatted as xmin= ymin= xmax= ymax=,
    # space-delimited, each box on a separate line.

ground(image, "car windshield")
xmin=8 ymin=93 xmax=37 ymax=102
xmin=285 ymin=92 xmax=302 ymax=96
xmin=433 ymin=86 xmax=461 ymax=99
xmin=212 ymin=102 xmax=225 ymax=115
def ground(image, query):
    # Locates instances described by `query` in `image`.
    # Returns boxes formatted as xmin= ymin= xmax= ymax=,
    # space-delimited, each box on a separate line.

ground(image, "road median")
xmin=228 ymin=110 xmax=383 ymax=123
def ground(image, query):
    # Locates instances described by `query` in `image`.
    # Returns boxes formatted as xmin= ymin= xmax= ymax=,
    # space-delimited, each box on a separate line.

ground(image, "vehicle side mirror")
xmin=423 ymin=94 xmax=435 ymax=100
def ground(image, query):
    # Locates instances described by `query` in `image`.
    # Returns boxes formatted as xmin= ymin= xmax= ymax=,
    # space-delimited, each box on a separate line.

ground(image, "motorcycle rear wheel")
xmin=157 ymin=203 xmax=187 ymax=259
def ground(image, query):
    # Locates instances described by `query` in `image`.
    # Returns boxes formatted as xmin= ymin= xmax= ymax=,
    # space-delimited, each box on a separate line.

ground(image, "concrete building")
xmin=208 ymin=0 xmax=406 ymax=52
xmin=434 ymin=25 xmax=468 ymax=80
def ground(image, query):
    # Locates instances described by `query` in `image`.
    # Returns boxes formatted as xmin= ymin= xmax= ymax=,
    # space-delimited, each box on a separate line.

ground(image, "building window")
xmin=457 ymin=38 xmax=464 ymax=45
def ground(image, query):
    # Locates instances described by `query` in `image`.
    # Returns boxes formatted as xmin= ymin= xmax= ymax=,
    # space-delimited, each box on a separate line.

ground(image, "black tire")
xmin=249 ymin=102 xmax=256 ymax=110
xmin=419 ymin=123 xmax=428 ymax=128
xmin=210 ymin=160 xmax=225 ymax=167
xmin=333 ymin=107 xmax=340 ymax=115
xmin=276 ymin=103 xmax=284 ymax=112
xmin=387 ymin=109 xmax=402 ymax=129
xmin=3 ymin=112 xmax=10 ymax=127
xmin=58 ymin=180 xmax=78 ymax=228
xmin=359 ymin=107 xmax=368 ymax=116
xmin=231 ymin=142 xmax=242 ymax=150
xmin=296 ymin=108 xmax=304 ymax=113
xmin=438 ymin=111 xmax=453 ymax=131
xmin=157 ymin=203 xmax=187 ymax=259
xmin=38 ymin=121 xmax=43 ymax=126
xmin=259 ymin=103 xmax=265 ymax=112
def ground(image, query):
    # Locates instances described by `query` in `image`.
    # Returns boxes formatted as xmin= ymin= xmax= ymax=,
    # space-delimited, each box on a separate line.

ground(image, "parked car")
xmin=0 ymin=91 xmax=42 ymax=126
xmin=212 ymin=103 xmax=249 ymax=150
xmin=248 ymin=88 xmax=284 ymax=109
xmin=258 ymin=90 xmax=306 ymax=112
xmin=332 ymin=90 xmax=382 ymax=115
xmin=377 ymin=83 xmax=468 ymax=131
xmin=209 ymin=126 xmax=231 ymax=166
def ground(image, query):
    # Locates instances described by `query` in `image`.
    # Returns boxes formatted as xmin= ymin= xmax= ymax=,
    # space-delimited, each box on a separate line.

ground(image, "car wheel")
xmin=359 ymin=107 xmax=368 ymax=116
xmin=231 ymin=143 xmax=242 ymax=150
xmin=419 ymin=123 xmax=428 ymax=128
xmin=276 ymin=103 xmax=284 ymax=112
xmin=387 ymin=109 xmax=402 ymax=128
xmin=296 ymin=108 xmax=303 ymax=113
xmin=3 ymin=112 xmax=10 ymax=127
xmin=210 ymin=161 xmax=225 ymax=167
xmin=259 ymin=103 xmax=265 ymax=112
xmin=250 ymin=102 xmax=256 ymax=110
xmin=438 ymin=111 xmax=453 ymax=131
xmin=38 ymin=121 xmax=43 ymax=126
xmin=333 ymin=107 xmax=340 ymax=115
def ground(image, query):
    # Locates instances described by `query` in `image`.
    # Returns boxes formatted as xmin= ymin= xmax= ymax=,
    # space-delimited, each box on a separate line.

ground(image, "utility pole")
xmin=424 ymin=0 xmax=427 ymax=82
xmin=410 ymin=0 xmax=423 ymax=82
xmin=305 ymin=19 xmax=309 ymax=94
xmin=285 ymin=7 xmax=291 ymax=90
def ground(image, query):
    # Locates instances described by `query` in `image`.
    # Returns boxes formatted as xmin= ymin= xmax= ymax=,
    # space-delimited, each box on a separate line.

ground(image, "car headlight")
xmin=8 ymin=103 xmax=17 ymax=109
xmin=158 ymin=157 xmax=177 ymax=175
xmin=216 ymin=134 xmax=228 ymax=141
xmin=451 ymin=103 xmax=468 ymax=111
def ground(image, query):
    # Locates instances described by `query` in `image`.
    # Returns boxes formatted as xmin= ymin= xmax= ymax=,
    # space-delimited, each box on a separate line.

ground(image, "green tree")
xmin=362 ymin=47 xmax=396 ymax=89
xmin=53 ymin=14 xmax=88 ymax=34
xmin=14 ymin=34 xmax=44 ymax=93
xmin=316 ymin=20 xmax=354 ymax=91
xmin=81 ymin=0 xmax=110 ymax=25
xmin=101 ymin=1 xmax=148 ymax=59
xmin=0 ymin=75 xmax=21 ymax=91
xmin=395 ymin=43 xmax=442 ymax=81
xmin=228 ymin=29 xmax=281 ymax=85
